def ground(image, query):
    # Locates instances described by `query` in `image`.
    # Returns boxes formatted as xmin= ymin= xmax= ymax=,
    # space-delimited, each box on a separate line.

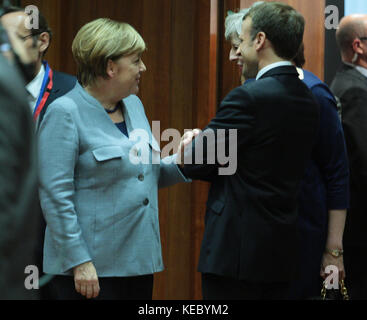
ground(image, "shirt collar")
xmin=26 ymin=64 xmax=45 ymax=100
xmin=343 ymin=62 xmax=367 ymax=78
xmin=355 ymin=65 xmax=367 ymax=78
xmin=256 ymin=61 xmax=294 ymax=80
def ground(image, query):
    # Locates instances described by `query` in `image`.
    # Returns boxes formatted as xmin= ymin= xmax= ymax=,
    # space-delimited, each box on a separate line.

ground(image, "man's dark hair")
xmin=293 ymin=43 xmax=305 ymax=68
xmin=244 ymin=2 xmax=305 ymax=61
xmin=0 ymin=5 xmax=52 ymax=55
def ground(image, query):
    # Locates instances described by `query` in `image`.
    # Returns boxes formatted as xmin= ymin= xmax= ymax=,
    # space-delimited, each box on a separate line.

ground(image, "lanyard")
xmin=33 ymin=61 xmax=54 ymax=122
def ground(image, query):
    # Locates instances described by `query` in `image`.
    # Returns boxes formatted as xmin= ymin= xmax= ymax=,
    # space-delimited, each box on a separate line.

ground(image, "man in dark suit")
xmin=1 ymin=6 xmax=76 ymax=299
xmin=181 ymin=2 xmax=320 ymax=300
xmin=330 ymin=14 xmax=367 ymax=300
xmin=0 ymin=54 xmax=39 ymax=300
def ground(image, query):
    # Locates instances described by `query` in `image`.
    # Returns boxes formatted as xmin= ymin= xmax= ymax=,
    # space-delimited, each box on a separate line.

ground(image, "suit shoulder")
xmin=53 ymin=71 xmax=77 ymax=93
xmin=301 ymin=70 xmax=336 ymax=102
xmin=53 ymin=70 xmax=77 ymax=83
xmin=243 ymin=76 xmax=290 ymax=99
xmin=333 ymin=67 xmax=367 ymax=86
xmin=331 ymin=71 xmax=367 ymax=98
xmin=223 ymin=84 xmax=254 ymax=103
xmin=302 ymin=70 xmax=323 ymax=88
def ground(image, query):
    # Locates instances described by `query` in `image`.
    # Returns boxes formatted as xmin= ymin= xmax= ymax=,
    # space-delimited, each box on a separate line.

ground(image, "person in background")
xmin=1 ymin=6 xmax=76 ymax=125
xmin=290 ymin=44 xmax=349 ymax=299
xmin=225 ymin=9 xmax=248 ymax=84
xmin=38 ymin=18 xmax=193 ymax=300
xmin=224 ymin=2 xmax=262 ymax=85
xmin=331 ymin=14 xmax=367 ymax=300
xmin=1 ymin=6 xmax=77 ymax=299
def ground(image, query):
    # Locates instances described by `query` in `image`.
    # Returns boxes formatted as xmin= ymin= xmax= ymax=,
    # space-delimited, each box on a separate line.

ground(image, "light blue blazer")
xmin=38 ymin=83 xmax=189 ymax=277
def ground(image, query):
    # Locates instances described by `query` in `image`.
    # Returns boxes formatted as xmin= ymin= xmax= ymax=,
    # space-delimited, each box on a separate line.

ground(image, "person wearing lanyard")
xmin=1 ymin=6 xmax=76 ymax=299
xmin=1 ymin=7 xmax=76 ymax=125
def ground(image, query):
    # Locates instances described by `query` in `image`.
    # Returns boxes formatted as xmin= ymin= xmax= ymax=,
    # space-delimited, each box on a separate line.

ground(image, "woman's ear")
xmin=106 ymin=59 xmax=116 ymax=78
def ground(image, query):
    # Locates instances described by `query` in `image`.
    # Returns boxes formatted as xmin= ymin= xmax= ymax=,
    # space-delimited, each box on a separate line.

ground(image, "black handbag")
xmin=320 ymin=279 xmax=350 ymax=300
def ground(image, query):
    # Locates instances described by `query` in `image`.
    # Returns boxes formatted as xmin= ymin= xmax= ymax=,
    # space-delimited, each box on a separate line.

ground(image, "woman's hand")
xmin=73 ymin=261 xmax=100 ymax=299
xmin=320 ymin=253 xmax=345 ymax=281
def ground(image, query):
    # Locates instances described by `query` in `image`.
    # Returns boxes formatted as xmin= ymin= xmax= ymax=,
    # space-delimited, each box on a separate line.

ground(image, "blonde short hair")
xmin=72 ymin=18 xmax=146 ymax=86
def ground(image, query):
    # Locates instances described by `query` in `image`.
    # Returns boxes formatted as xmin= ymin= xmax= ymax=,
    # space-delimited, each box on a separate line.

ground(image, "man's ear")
xmin=254 ymin=32 xmax=266 ymax=51
xmin=352 ymin=38 xmax=364 ymax=56
xmin=38 ymin=32 xmax=50 ymax=55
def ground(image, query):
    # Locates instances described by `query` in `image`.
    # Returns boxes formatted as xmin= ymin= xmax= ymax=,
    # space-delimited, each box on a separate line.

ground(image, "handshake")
xmin=176 ymin=129 xmax=201 ymax=167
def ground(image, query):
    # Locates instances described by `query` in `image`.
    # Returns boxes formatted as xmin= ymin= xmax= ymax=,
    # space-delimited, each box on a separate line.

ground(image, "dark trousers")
xmin=48 ymin=274 xmax=154 ymax=300
xmin=202 ymin=273 xmax=290 ymax=300
xmin=344 ymin=245 xmax=367 ymax=300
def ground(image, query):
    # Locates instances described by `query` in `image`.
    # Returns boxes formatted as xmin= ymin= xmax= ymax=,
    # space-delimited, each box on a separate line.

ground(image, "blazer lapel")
xmin=120 ymin=101 xmax=133 ymax=138
xmin=122 ymin=96 xmax=161 ymax=151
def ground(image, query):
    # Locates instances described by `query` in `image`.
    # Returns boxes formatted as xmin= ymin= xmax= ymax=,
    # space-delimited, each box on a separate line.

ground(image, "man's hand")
xmin=320 ymin=253 xmax=345 ymax=281
xmin=73 ymin=261 xmax=100 ymax=299
xmin=176 ymin=129 xmax=201 ymax=167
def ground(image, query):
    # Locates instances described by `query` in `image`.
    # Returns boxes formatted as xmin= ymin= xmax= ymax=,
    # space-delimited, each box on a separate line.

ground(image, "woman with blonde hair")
xmin=38 ymin=18 xmax=191 ymax=300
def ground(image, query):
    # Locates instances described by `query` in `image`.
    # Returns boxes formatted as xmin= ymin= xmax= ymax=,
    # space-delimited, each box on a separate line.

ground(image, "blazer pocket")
xmin=92 ymin=146 xmax=123 ymax=162
xmin=207 ymin=199 xmax=225 ymax=215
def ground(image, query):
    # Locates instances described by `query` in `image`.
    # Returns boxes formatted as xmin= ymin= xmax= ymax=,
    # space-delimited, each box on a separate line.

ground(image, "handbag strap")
xmin=321 ymin=279 xmax=350 ymax=300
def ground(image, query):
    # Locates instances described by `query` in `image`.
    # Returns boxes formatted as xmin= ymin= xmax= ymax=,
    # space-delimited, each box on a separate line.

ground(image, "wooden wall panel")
xmin=190 ymin=0 xmax=219 ymax=300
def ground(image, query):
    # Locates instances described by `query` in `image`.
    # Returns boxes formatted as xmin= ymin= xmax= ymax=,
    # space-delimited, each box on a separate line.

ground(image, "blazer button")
xmin=143 ymin=198 xmax=149 ymax=206
xmin=138 ymin=174 xmax=145 ymax=181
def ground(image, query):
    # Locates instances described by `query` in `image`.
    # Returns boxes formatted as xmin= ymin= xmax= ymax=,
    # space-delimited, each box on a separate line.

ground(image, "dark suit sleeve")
xmin=311 ymin=84 xmax=349 ymax=210
xmin=341 ymin=87 xmax=367 ymax=189
xmin=0 ymin=75 xmax=38 ymax=265
xmin=182 ymin=86 xmax=256 ymax=180
xmin=0 ymin=93 xmax=24 ymax=234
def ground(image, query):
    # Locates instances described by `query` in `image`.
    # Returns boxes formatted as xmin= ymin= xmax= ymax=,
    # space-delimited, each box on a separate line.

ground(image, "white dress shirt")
xmin=343 ymin=62 xmax=367 ymax=79
xmin=256 ymin=61 xmax=294 ymax=80
xmin=355 ymin=65 xmax=367 ymax=79
xmin=26 ymin=64 xmax=45 ymax=113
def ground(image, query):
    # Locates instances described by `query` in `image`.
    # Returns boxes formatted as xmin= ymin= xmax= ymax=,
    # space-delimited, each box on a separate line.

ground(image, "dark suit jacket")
xmin=0 ymin=56 xmax=39 ymax=299
xmin=331 ymin=63 xmax=367 ymax=247
xmin=36 ymin=69 xmax=77 ymax=129
xmin=289 ymin=69 xmax=349 ymax=298
xmin=183 ymin=66 xmax=320 ymax=283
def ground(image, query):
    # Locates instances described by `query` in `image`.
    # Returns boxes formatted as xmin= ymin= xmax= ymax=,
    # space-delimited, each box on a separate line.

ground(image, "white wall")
xmin=345 ymin=0 xmax=367 ymax=15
